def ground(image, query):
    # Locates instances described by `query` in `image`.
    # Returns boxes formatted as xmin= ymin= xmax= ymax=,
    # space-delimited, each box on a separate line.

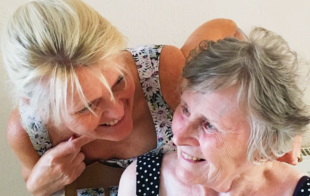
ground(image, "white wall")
xmin=1 ymin=0 xmax=310 ymax=195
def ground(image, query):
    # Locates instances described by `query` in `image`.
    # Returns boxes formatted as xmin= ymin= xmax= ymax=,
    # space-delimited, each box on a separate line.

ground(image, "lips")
xmin=181 ymin=151 xmax=206 ymax=162
xmin=99 ymin=113 xmax=125 ymax=127
xmin=100 ymin=119 xmax=120 ymax=126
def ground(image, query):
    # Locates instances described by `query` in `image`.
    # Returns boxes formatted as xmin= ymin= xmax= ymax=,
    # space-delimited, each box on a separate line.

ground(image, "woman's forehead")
xmin=182 ymin=87 xmax=244 ymax=120
xmin=67 ymin=67 xmax=120 ymax=106
xmin=182 ymin=87 xmax=238 ymax=107
xmin=182 ymin=88 xmax=249 ymax=132
xmin=76 ymin=65 xmax=119 ymax=81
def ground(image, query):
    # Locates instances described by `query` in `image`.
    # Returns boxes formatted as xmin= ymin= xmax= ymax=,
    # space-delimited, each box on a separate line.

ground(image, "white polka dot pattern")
xmin=136 ymin=153 xmax=163 ymax=196
xmin=293 ymin=176 xmax=310 ymax=196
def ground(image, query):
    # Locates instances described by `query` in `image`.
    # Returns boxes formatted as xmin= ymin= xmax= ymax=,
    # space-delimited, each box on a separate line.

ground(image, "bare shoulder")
xmin=159 ymin=152 xmax=179 ymax=195
xmin=7 ymin=108 xmax=31 ymax=152
xmin=265 ymin=161 xmax=304 ymax=196
xmin=118 ymin=160 xmax=137 ymax=196
xmin=161 ymin=152 xmax=178 ymax=178
xmin=7 ymin=108 xmax=40 ymax=179
xmin=159 ymin=45 xmax=185 ymax=111
xmin=181 ymin=18 xmax=240 ymax=58
xmin=121 ymin=50 xmax=135 ymax=64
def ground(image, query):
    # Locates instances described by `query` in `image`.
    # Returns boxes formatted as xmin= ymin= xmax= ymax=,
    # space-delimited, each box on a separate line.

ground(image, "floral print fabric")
xmin=127 ymin=45 xmax=175 ymax=155
xmin=19 ymin=45 xmax=176 ymax=196
xmin=19 ymin=103 xmax=52 ymax=156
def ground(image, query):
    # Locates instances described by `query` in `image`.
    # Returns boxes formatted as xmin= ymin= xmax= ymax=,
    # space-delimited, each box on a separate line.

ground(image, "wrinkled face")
xmin=172 ymin=86 xmax=252 ymax=191
xmin=63 ymin=57 xmax=135 ymax=141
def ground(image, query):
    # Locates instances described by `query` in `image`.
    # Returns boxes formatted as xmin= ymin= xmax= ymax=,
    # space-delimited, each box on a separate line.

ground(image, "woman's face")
xmin=63 ymin=57 xmax=135 ymax=141
xmin=172 ymin=86 xmax=252 ymax=192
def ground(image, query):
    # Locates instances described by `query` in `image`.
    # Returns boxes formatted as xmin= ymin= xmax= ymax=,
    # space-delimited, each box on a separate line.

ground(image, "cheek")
xmin=201 ymin=133 xmax=247 ymax=166
xmin=65 ymin=114 xmax=100 ymax=132
xmin=124 ymin=78 xmax=135 ymax=98
xmin=200 ymin=135 xmax=218 ymax=158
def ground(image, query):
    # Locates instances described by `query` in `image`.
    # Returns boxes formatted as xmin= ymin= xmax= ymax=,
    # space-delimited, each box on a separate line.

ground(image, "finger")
xmin=46 ymin=137 xmax=88 ymax=157
xmin=46 ymin=136 xmax=94 ymax=158
xmin=72 ymin=152 xmax=85 ymax=164
xmin=73 ymin=161 xmax=86 ymax=180
xmin=45 ymin=141 xmax=74 ymax=157
xmin=71 ymin=135 xmax=95 ymax=149
xmin=62 ymin=161 xmax=86 ymax=185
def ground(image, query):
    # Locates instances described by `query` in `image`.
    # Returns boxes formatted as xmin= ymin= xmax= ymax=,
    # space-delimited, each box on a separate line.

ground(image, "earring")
xmin=297 ymin=154 xmax=303 ymax=162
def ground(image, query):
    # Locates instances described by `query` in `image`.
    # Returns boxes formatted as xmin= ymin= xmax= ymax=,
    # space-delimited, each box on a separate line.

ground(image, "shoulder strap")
xmin=136 ymin=153 xmax=163 ymax=196
xmin=127 ymin=45 xmax=176 ymax=154
xmin=293 ymin=176 xmax=310 ymax=196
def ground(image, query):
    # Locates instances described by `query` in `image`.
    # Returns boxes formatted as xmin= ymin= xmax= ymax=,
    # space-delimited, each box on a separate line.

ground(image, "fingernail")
xmin=68 ymin=136 xmax=74 ymax=142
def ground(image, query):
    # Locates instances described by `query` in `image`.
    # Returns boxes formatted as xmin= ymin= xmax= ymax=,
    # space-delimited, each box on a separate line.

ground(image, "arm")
xmin=181 ymin=18 xmax=242 ymax=58
xmin=7 ymin=108 xmax=40 ymax=183
xmin=118 ymin=160 xmax=137 ymax=196
xmin=160 ymin=19 xmax=241 ymax=111
xmin=7 ymin=108 xmax=93 ymax=196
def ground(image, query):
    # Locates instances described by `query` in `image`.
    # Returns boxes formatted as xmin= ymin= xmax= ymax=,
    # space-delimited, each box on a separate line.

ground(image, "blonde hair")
xmin=2 ymin=0 xmax=127 ymax=127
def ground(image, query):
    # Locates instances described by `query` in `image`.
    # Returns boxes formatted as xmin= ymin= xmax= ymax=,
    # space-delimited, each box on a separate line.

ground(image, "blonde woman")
xmin=2 ymin=0 xmax=299 ymax=195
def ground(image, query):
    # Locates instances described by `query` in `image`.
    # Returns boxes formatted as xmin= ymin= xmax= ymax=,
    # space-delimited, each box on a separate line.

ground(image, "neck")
xmin=197 ymin=161 xmax=275 ymax=196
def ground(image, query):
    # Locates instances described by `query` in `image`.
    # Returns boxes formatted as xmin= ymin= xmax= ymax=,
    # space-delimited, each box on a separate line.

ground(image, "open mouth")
xmin=181 ymin=151 xmax=206 ymax=162
xmin=99 ymin=114 xmax=125 ymax=127
xmin=100 ymin=119 xmax=120 ymax=126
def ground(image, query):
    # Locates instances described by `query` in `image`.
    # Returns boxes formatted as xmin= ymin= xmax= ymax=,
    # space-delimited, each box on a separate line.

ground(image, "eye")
xmin=202 ymin=121 xmax=217 ymax=133
xmin=112 ymin=75 xmax=126 ymax=92
xmin=79 ymin=103 xmax=93 ymax=113
xmin=181 ymin=104 xmax=190 ymax=117
xmin=115 ymin=75 xmax=125 ymax=85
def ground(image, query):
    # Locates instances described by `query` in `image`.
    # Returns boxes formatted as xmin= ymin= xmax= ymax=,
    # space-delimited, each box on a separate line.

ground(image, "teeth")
xmin=101 ymin=119 xmax=120 ymax=126
xmin=182 ymin=152 xmax=202 ymax=161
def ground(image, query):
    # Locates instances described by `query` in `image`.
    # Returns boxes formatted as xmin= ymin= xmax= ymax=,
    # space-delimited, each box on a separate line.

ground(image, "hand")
xmin=181 ymin=18 xmax=240 ymax=58
xmin=26 ymin=136 xmax=94 ymax=196
xmin=277 ymin=135 xmax=302 ymax=165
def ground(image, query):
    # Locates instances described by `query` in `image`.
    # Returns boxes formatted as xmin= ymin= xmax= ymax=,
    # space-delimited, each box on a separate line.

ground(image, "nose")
xmin=101 ymin=98 xmax=124 ymax=120
xmin=172 ymin=121 xmax=200 ymax=147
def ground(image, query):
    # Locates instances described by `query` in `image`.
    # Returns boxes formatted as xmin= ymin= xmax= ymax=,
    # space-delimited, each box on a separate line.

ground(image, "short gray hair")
xmin=2 ymin=0 xmax=127 ymax=127
xmin=182 ymin=27 xmax=310 ymax=163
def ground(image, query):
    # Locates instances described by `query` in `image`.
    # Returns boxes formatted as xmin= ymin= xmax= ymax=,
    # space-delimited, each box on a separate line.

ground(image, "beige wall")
xmin=1 ymin=0 xmax=310 ymax=195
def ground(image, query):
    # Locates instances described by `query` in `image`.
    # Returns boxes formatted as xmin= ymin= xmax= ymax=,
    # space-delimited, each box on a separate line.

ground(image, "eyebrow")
xmin=112 ymin=74 xmax=123 ymax=86
xmin=72 ymin=98 xmax=98 ymax=113
xmin=180 ymin=96 xmax=231 ymax=128
xmin=73 ymin=74 xmax=123 ymax=113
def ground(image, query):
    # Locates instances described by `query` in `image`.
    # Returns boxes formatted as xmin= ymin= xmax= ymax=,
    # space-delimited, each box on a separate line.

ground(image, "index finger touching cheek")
xmin=71 ymin=136 xmax=95 ymax=149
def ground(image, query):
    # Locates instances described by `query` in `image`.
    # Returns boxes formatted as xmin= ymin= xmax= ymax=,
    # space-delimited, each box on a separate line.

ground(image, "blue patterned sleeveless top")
xmin=19 ymin=45 xmax=176 ymax=196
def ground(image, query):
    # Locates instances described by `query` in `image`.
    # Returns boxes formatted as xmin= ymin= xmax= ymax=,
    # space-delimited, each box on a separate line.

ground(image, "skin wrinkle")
xmin=119 ymin=28 xmax=310 ymax=196
xmin=173 ymin=86 xmax=256 ymax=194
xmin=69 ymin=65 xmax=121 ymax=113
xmin=57 ymin=61 xmax=135 ymax=141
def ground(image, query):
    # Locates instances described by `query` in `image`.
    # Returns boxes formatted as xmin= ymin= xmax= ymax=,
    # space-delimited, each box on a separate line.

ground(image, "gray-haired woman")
xmin=119 ymin=27 xmax=310 ymax=196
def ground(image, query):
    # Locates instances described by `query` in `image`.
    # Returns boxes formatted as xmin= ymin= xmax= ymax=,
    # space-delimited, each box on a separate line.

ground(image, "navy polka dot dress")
xmin=135 ymin=153 xmax=309 ymax=196
xmin=136 ymin=153 xmax=163 ymax=196
xmin=293 ymin=176 xmax=310 ymax=196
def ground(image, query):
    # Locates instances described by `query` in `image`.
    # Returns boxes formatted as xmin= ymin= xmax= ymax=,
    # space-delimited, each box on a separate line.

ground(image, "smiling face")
xmin=172 ymin=86 xmax=252 ymax=192
xmin=62 ymin=57 xmax=135 ymax=141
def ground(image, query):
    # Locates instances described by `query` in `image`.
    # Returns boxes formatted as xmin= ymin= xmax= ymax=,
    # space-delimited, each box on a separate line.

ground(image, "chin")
xmin=102 ymin=123 xmax=133 ymax=142
xmin=175 ymin=163 xmax=199 ymax=185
